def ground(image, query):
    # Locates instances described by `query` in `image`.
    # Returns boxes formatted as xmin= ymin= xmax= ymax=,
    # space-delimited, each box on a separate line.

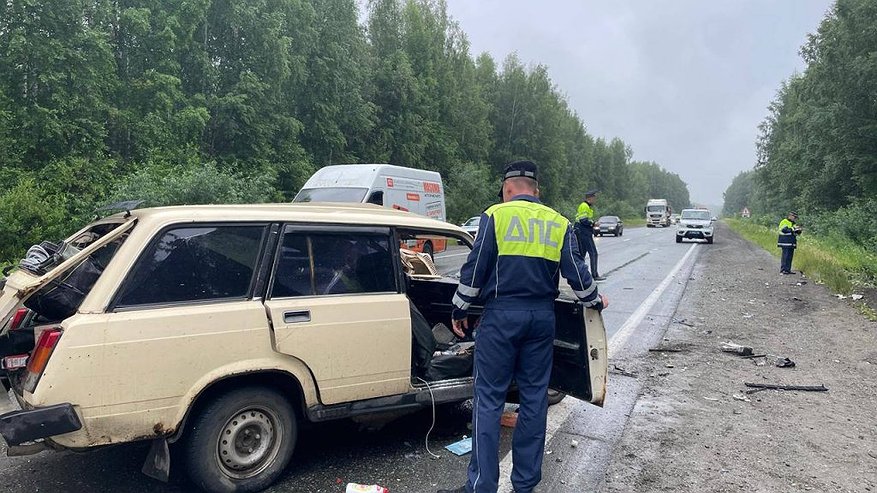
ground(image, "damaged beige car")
xmin=0 ymin=203 xmax=607 ymax=492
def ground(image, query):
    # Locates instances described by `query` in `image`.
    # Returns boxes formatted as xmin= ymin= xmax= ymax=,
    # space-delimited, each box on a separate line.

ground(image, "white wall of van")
xmin=293 ymin=164 xmax=446 ymax=222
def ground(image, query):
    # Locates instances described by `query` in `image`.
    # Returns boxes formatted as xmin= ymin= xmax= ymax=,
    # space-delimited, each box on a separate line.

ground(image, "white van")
xmin=293 ymin=164 xmax=448 ymax=256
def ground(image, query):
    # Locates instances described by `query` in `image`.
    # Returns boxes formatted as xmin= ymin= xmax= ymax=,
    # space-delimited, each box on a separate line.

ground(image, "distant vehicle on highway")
xmin=645 ymin=199 xmax=672 ymax=227
xmin=294 ymin=164 xmax=446 ymax=257
xmin=670 ymin=214 xmax=680 ymax=224
xmin=595 ymin=216 xmax=624 ymax=236
xmin=461 ymin=216 xmax=480 ymax=238
xmin=676 ymin=208 xmax=715 ymax=244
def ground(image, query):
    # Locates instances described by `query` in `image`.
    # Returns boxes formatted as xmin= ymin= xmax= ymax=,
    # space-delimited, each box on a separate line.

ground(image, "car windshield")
xmin=647 ymin=205 xmax=666 ymax=212
xmin=464 ymin=217 xmax=480 ymax=226
xmin=682 ymin=210 xmax=711 ymax=220
xmin=293 ymin=187 xmax=368 ymax=203
xmin=598 ymin=216 xmax=618 ymax=223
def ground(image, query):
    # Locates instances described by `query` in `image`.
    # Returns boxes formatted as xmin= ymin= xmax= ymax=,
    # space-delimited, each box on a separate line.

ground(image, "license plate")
xmin=1 ymin=354 xmax=28 ymax=370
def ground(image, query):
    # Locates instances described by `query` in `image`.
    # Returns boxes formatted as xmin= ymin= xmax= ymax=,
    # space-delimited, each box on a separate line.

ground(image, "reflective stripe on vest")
xmin=486 ymin=200 xmax=568 ymax=261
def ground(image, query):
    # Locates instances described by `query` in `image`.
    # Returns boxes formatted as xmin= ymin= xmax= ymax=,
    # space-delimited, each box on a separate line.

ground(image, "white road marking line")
xmin=496 ymin=242 xmax=699 ymax=490
xmin=622 ymin=238 xmax=631 ymax=242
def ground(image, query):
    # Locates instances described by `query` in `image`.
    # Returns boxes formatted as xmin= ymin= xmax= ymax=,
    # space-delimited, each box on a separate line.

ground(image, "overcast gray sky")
xmin=444 ymin=0 xmax=832 ymax=206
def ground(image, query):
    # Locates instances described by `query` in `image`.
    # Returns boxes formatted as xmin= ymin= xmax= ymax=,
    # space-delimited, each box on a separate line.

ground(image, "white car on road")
xmin=676 ymin=209 xmax=715 ymax=244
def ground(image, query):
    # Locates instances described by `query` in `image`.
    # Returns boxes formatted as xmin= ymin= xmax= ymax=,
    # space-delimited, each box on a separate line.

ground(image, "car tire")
xmin=676 ymin=236 xmax=682 ymax=243
xmin=547 ymin=389 xmax=566 ymax=406
xmin=422 ymin=241 xmax=434 ymax=260
xmin=707 ymin=237 xmax=714 ymax=244
xmin=184 ymin=387 xmax=297 ymax=493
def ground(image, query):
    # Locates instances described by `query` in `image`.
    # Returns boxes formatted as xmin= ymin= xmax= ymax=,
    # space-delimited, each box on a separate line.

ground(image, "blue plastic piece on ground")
xmin=445 ymin=437 xmax=472 ymax=456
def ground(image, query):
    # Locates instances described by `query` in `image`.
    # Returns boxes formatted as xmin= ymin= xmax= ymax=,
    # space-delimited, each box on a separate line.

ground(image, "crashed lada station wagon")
xmin=0 ymin=202 xmax=607 ymax=492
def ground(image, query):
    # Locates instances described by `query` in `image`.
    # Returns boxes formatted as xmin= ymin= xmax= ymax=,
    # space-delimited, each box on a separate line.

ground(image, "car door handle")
xmin=283 ymin=310 xmax=311 ymax=324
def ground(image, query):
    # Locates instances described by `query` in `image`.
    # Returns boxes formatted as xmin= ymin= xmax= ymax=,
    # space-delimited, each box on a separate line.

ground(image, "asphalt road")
xmin=0 ymin=224 xmax=707 ymax=492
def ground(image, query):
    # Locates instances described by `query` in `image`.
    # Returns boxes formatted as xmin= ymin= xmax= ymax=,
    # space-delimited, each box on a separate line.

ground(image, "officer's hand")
xmin=451 ymin=317 xmax=468 ymax=338
xmin=599 ymin=294 xmax=609 ymax=309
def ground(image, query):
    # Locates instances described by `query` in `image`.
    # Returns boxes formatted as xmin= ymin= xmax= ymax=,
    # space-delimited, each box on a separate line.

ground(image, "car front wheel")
xmin=676 ymin=236 xmax=682 ymax=243
xmin=184 ymin=387 xmax=297 ymax=493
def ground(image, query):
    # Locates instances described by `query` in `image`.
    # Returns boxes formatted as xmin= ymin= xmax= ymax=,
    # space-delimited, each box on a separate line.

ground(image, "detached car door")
xmin=550 ymin=299 xmax=607 ymax=406
xmin=263 ymin=225 xmax=411 ymax=405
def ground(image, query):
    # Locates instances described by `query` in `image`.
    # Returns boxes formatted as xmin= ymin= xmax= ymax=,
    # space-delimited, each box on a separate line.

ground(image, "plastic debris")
xmin=571 ymin=439 xmax=579 ymax=448
xmin=346 ymin=483 xmax=390 ymax=493
xmin=732 ymin=394 xmax=751 ymax=402
xmin=721 ymin=342 xmax=754 ymax=356
xmin=851 ymin=294 xmax=864 ymax=300
xmin=444 ymin=437 xmax=472 ymax=456
xmin=775 ymin=357 xmax=796 ymax=368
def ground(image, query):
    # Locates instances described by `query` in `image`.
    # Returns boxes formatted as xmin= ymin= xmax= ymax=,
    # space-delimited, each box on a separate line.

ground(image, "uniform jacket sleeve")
xmin=560 ymin=224 xmax=600 ymax=307
xmin=452 ymin=212 xmax=498 ymax=320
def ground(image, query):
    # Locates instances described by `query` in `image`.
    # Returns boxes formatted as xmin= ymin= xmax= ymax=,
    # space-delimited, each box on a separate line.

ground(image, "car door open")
xmin=550 ymin=299 xmax=607 ymax=406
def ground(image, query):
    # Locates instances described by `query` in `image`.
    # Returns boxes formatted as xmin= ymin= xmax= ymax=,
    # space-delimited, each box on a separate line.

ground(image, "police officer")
xmin=777 ymin=211 xmax=802 ymax=274
xmin=574 ymin=190 xmax=605 ymax=281
xmin=438 ymin=160 xmax=608 ymax=493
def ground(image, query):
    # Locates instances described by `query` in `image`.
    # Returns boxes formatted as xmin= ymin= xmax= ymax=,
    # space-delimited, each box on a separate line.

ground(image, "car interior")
xmin=397 ymin=233 xmax=480 ymax=383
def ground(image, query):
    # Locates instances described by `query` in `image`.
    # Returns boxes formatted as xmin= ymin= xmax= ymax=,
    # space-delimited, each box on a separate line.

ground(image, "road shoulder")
xmin=603 ymin=223 xmax=877 ymax=492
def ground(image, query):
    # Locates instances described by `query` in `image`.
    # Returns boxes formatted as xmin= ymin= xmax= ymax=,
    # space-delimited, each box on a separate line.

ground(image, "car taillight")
xmin=22 ymin=328 xmax=62 ymax=393
xmin=8 ymin=308 xmax=28 ymax=330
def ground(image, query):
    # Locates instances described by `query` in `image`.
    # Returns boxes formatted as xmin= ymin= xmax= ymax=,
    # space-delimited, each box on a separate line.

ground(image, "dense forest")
xmin=723 ymin=0 xmax=876 ymax=253
xmin=0 ymin=0 xmax=689 ymax=262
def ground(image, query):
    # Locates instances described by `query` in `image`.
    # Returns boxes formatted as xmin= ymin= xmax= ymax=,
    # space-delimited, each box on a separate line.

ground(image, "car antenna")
xmin=94 ymin=199 xmax=145 ymax=219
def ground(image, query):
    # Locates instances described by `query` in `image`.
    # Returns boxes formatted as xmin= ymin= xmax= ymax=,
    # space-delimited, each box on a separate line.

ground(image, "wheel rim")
xmin=216 ymin=406 xmax=283 ymax=480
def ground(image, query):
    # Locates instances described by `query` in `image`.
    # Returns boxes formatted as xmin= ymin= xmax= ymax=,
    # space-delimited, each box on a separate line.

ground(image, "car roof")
xmin=107 ymin=203 xmax=465 ymax=234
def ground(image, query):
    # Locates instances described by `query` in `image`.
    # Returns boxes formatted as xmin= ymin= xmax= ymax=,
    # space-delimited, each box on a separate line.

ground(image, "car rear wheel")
xmin=184 ymin=387 xmax=297 ymax=493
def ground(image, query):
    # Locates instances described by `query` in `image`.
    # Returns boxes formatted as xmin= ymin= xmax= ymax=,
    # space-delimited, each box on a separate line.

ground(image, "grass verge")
xmin=726 ymin=219 xmax=877 ymax=320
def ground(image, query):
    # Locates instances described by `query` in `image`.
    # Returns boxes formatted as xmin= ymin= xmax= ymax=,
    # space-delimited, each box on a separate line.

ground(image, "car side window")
xmin=271 ymin=232 xmax=396 ymax=298
xmin=115 ymin=225 xmax=266 ymax=307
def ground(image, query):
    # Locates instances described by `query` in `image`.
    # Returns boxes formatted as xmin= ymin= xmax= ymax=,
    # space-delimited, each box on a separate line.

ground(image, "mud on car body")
xmin=0 ymin=203 xmax=608 ymax=493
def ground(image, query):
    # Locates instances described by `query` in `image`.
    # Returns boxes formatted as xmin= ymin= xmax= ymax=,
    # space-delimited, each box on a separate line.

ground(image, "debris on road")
xmin=741 ymin=353 xmax=768 ymax=359
xmin=775 ymin=357 xmax=796 ymax=368
xmin=672 ymin=318 xmax=696 ymax=327
xmin=445 ymin=437 xmax=472 ymax=456
xmin=852 ymin=294 xmax=864 ymax=301
xmin=501 ymin=411 xmax=518 ymax=428
xmin=732 ymin=394 xmax=751 ymax=402
xmin=743 ymin=383 xmax=828 ymax=392
xmin=571 ymin=439 xmax=579 ymax=448
xmin=649 ymin=347 xmax=684 ymax=353
xmin=346 ymin=483 xmax=390 ymax=493
xmin=611 ymin=364 xmax=637 ymax=377
xmin=721 ymin=342 xmax=754 ymax=356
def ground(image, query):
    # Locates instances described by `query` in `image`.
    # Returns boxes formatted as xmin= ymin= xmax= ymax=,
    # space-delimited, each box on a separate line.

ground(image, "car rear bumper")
xmin=0 ymin=403 xmax=81 ymax=446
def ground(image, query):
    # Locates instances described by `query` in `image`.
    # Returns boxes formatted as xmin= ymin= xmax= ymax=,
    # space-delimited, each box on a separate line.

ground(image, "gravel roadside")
xmin=603 ymin=222 xmax=877 ymax=493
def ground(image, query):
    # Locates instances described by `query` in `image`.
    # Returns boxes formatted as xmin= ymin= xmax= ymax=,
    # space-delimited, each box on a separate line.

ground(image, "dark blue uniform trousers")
xmin=780 ymin=246 xmax=795 ymax=272
xmin=578 ymin=229 xmax=599 ymax=277
xmin=467 ymin=308 xmax=555 ymax=493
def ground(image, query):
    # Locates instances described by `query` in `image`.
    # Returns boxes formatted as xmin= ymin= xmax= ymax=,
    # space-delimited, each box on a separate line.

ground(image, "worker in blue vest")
xmin=438 ymin=160 xmax=608 ymax=493
xmin=574 ymin=190 xmax=606 ymax=281
xmin=777 ymin=211 xmax=802 ymax=274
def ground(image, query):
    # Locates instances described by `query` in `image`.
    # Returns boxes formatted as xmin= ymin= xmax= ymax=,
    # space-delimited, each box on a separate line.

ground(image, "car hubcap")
xmin=216 ymin=407 xmax=282 ymax=479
